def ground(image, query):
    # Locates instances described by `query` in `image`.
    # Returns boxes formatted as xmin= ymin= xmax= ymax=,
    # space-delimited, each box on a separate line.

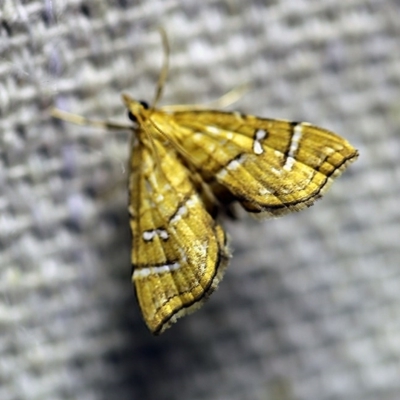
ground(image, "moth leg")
xmin=50 ymin=108 xmax=132 ymax=131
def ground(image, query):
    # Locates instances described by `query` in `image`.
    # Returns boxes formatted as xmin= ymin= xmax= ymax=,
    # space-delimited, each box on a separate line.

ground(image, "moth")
xmin=52 ymin=30 xmax=358 ymax=334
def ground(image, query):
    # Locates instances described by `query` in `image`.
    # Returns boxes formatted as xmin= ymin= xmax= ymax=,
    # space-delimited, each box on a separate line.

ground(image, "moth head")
xmin=121 ymin=93 xmax=149 ymax=123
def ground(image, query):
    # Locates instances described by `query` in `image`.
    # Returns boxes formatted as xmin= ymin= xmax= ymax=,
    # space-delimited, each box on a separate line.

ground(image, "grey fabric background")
xmin=1 ymin=1 xmax=399 ymax=399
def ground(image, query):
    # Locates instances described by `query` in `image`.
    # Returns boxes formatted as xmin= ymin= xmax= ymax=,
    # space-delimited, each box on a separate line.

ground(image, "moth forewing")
xmin=128 ymin=122 xmax=230 ymax=334
xmin=158 ymin=110 xmax=359 ymax=217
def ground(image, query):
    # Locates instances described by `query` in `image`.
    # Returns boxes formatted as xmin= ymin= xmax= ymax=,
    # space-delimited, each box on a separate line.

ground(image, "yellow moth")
xmin=52 ymin=30 xmax=358 ymax=334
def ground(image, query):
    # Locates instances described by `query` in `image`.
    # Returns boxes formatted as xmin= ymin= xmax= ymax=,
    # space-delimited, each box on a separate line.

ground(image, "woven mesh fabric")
xmin=1 ymin=1 xmax=400 ymax=399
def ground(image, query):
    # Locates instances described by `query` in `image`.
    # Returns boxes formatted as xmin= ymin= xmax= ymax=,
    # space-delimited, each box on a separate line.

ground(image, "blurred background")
xmin=1 ymin=1 xmax=399 ymax=399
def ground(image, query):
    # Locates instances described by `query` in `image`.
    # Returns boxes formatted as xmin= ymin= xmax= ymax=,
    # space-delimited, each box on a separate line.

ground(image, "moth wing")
xmin=159 ymin=110 xmax=358 ymax=217
xmin=129 ymin=129 xmax=230 ymax=334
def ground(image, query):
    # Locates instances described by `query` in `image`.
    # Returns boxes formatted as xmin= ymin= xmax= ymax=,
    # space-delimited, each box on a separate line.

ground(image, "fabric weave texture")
xmin=1 ymin=1 xmax=399 ymax=399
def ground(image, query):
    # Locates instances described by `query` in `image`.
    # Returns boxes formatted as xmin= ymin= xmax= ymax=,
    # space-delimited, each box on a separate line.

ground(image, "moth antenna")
xmin=151 ymin=27 xmax=170 ymax=109
xmin=161 ymin=83 xmax=252 ymax=112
